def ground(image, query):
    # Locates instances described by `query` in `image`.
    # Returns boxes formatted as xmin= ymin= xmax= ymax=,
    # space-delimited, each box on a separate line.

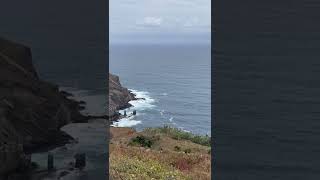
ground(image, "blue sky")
xmin=110 ymin=0 xmax=211 ymax=44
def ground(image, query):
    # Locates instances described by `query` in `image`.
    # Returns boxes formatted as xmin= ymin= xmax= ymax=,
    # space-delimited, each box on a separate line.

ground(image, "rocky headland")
xmin=108 ymin=73 xmax=136 ymax=121
xmin=0 ymin=37 xmax=89 ymax=179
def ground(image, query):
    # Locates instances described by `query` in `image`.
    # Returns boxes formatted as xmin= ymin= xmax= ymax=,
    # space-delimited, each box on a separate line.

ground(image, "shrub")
xmin=129 ymin=135 xmax=154 ymax=148
xmin=145 ymin=125 xmax=211 ymax=146
xmin=184 ymin=148 xmax=192 ymax=154
xmin=174 ymin=146 xmax=181 ymax=151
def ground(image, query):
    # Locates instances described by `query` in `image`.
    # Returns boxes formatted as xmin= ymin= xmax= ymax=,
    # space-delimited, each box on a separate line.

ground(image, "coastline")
xmin=109 ymin=74 xmax=211 ymax=179
xmin=0 ymin=37 xmax=107 ymax=179
xmin=30 ymin=87 xmax=108 ymax=180
xmin=108 ymin=73 xmax=136 ymax=122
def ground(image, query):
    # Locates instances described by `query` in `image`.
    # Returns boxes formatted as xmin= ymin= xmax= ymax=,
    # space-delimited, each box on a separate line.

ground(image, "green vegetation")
xmin=128 ymin=135 xmax=154 ymax=148
xmin=110 ymin=155 xmax=191 ymax=180
xmin=174 ymin=146 xmax=181 ymax=151
xmin=184 ymin=148 xmax=192 ymax=154
xmin=110 ymin=127 xmax=211 ymax=180
xmin=144 ymin=125 xmax=211 ymax=146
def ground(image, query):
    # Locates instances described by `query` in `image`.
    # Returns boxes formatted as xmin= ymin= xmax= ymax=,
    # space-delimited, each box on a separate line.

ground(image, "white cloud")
xmin=136 ymin=17 xmax=163 ymax=27
xmin=110 ymin=0 xmax=211 ymax=41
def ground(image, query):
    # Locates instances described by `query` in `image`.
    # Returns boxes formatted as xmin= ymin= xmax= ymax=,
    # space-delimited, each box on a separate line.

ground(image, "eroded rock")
xmin=0 ymin=37 xmax=87 ymax=178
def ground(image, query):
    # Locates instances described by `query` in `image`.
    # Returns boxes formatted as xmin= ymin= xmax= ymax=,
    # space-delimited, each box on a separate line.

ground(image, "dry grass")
xmin=109 ymin=127 xmax=211 ymax=180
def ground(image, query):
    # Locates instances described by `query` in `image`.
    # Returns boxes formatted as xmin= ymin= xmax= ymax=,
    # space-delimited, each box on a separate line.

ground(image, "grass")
xmin=109 ymin=127 xmax=211 ymax=180
xmin=144 ymin=125 xmax=211 ymax=147
xmin=110 ymin=152 xmax=191 ymax=180
xmin=110 ymin=145 xmax=210 ymax=180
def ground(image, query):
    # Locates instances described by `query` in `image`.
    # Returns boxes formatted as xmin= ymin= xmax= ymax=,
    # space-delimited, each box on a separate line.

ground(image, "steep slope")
xmin=0 ymin=37 xmax=86 ymax=177
xmin=108 ymin=73 xmax=135 ymax=118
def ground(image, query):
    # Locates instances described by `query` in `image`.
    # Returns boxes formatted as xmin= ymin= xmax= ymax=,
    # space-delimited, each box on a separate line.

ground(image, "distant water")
xmin=110 ymin=43 xmax=211 ymax=135
xmin=214 ymin=1 xmax=320 ymax=179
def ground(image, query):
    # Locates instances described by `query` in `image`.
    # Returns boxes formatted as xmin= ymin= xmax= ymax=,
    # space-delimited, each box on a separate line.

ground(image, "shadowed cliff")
xmin=0 ymin=38 xmax=87 ymax=178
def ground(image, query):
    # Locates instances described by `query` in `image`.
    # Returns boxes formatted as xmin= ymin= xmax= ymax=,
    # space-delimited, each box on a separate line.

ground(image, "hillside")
xmin=0 ymin=37 xmax=87 ymax=179
xmin=109 ymin=126 xmax=211 ymax=180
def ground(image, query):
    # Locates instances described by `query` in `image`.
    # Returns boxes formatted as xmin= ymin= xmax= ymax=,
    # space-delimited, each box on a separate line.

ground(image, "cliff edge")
xmin=108 ymin=74 xmax=135 ymax=119
xmin=0 ymin=37 xmax=87 ymax=178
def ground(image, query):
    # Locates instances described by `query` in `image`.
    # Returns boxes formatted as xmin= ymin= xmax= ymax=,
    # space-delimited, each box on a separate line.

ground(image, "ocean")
xmin=214 ymin=1 xmax=320 ymax=179
xmin=110 ymin=43 xmax=211 ymax=135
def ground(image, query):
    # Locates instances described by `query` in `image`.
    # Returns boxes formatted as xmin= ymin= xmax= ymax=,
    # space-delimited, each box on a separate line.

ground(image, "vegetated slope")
xmin=109 ymin=126 xmax=211 ymax=180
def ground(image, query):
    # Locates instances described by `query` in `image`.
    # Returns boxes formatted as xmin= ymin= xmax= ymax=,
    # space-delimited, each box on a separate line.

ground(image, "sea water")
xmin=110 ymin=43 xmax=211 ymax=135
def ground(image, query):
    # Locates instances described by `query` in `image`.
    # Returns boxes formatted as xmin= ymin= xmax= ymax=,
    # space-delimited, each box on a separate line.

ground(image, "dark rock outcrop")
xmin=0 ymin=37 xmax=87 ymax=178
xmin=108 ymin=74 xmax=135 ymax=119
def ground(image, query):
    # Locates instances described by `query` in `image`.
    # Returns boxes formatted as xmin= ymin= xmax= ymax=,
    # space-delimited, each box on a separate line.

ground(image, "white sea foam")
xmin=160 ymin=110 xmax=165 ymax=116
xmin=117 ymin=89 xmax=156 ymax=116
xmin=111 ymin=116 xmax=142 ymax=127
xmin=112 ymin=89 xmax=156 ymax=127
xmin=128 ymin=89 xmax=156 ymax=111
xmin=169 ymin=117 xmax=174 ymax=122
xmin=179 ymin=127 xmax=191 ymax=133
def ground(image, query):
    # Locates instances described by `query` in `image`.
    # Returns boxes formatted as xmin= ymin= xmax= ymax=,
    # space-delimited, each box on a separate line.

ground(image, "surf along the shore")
xmin=112 ymin=89 xmax=156 ymax=128
xmin=109 ymin=74 xmax=211 ymax=180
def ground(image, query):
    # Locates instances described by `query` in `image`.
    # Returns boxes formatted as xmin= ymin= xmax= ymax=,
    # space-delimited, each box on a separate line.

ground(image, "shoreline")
xmin=0 ymin=37 xmax=107 ymax=179
xmin=29 ymin=88 xmax=108 ymax=180
xmin=30 ymin=117 xmax=108 ymax=180
xmin=111 ymin=88 xmax=211 ymax=139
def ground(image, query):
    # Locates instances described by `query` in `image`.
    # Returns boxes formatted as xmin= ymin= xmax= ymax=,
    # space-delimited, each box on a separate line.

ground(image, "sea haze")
xmin=110 ymin=43 xmax=211 ymax=135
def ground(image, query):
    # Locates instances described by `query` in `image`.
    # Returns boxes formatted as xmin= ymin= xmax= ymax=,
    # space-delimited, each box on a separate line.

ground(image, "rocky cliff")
xmin=108 ymin=74 xmax=135 ymax=119
xmin=0 ymin=37 xmax=87 ymax=178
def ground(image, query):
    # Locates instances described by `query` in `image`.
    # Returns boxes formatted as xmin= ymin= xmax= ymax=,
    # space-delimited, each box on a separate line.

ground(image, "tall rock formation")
xmin=0 ymin=37 xmax=86 ymax=178
xmin=108 ymin=74 xmax=135 ymax=119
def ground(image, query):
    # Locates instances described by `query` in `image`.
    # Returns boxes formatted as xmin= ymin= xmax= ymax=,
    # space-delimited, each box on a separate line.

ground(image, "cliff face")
xmin=0 ymin=38 xmax=86 ymax=177
xmin=108 ymin=74 xmax=135 ymax=118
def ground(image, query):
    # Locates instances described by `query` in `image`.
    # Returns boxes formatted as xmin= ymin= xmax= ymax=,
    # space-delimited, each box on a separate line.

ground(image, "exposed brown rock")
xmin=108 ymin=73 xmax=135 ymax=119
